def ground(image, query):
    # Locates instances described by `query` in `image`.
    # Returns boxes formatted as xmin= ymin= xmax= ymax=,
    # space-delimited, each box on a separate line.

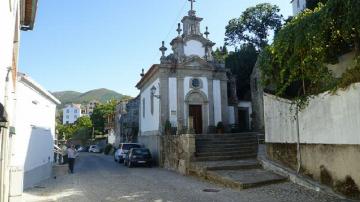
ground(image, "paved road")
xmin=23 ymin=153 xmax=343 ymax=202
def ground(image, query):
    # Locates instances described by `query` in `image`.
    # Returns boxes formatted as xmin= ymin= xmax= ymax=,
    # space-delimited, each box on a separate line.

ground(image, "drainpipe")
xmin=296 ymin=106 xmax=302 ymax=174
xmin=0 ymin=67 xmax=12 ymax=202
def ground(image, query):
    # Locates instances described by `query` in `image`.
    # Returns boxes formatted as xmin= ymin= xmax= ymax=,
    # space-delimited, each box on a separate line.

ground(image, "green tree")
xmin=75 ymin=116 xmax=93 ymax=129
xmin=225 ymin=3 xmax=283 ymax=50
xmin=56 ymin=123 xmax=76 ymax=140
xmin=90 ymin=100 xmax=117 ymax=133
xmin=225 ymin=44 xmax=259 ymax=99
xmin=213 ymin=45 xmax=229 ymax=63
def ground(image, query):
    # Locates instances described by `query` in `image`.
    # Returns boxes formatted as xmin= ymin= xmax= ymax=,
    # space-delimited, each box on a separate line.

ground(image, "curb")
xmin=258 ymin=157 xmax=354 ymax=201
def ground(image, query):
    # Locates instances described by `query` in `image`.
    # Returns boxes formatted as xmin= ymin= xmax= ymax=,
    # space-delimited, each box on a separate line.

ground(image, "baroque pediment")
xmin=182 ymin=56 xmax=213 ymax=69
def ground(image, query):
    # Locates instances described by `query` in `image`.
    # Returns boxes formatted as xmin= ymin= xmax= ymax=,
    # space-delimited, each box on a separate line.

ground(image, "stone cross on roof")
xmin=188 ymin=0 xmax=196 ymax=16
xmin=189 ymin=0 xmax=195 ymax=11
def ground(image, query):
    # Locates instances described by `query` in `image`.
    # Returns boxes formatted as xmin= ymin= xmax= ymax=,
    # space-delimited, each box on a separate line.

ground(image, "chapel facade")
xmin=136 ymin=2 xmax=232 ymax=138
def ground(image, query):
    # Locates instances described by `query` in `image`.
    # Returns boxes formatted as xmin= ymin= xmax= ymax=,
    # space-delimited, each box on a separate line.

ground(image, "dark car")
xmin=124 ymin=148 xmax=153 ymax=168
xmin=114 ymin=143 xmax=142 ymax=163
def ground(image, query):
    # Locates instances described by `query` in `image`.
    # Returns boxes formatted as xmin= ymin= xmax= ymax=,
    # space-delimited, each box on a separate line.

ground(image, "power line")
xmin=151 ymin=0 xmax=188 ymax=63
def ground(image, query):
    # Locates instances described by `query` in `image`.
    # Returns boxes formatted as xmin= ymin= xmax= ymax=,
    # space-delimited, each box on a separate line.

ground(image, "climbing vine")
xmin=259 ymin=0 xmax=360 ymax=108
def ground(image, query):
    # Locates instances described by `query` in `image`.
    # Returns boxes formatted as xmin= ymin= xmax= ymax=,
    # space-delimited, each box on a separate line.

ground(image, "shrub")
xmin=259 ymin=0 xmax=360 ymax=108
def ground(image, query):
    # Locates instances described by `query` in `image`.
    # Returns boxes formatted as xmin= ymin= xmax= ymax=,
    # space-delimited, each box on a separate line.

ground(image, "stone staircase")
xmin=195 ymin=133 xmax=258 ymax=161
xmin=189 ymin=133 xmax=288 ymax=190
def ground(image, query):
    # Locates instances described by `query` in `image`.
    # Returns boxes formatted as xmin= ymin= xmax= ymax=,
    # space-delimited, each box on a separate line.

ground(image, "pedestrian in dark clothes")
xmin=67 ymin=145 xmax=77 ymax=173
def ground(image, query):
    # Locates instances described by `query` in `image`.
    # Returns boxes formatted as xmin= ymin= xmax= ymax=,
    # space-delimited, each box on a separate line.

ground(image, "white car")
xmin=88 ymin=145 xmax=101 ymax=153
xmin=114 ymin=143 xmax=142 ymax=163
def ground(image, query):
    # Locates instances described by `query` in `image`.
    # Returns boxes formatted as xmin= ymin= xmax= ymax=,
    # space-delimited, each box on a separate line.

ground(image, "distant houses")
xmin=85 ymin=100 xmax=99 ymax=116
xmin=113 ymin=96 xmax=140 ymax=146
xmin=62 ymin=104 xmax=82 ymax=124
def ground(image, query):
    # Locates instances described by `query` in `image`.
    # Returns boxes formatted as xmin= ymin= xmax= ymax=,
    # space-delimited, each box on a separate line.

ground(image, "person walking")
xmin=67 ymin=145 xmax=77 ymax=174
xmin=61 ymin=144 xmax=68 ymax=164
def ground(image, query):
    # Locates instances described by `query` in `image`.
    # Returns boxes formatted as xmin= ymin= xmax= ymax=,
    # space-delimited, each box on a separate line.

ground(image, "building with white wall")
xmin=136 ymin=3 xmax=230 ymax=163
xmin=11 ymin=73 xmax=60 ymax=192
xmin=62 ymin=104 xmax=82 ymax=124
xmin=0 ymin=0 xmax=38 ymax=201
xmin=291 ymin=0 xmax=307 ymax=15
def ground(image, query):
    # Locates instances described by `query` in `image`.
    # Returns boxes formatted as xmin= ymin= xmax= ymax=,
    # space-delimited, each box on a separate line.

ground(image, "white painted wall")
xmin=140 ymin=78 xmax=160 ymax=134
xmin=107 ymin=129 xmax=115 ymax=145
xmin=62 ymin=105 xmax=82 ymax=124
xmin=239 ymin=101 xmax=253 ymax=129
xmin=11 ymin=76 xmax=59 ymax=173
xmin=184 ymin=40 xmax=205 ymax=58
xmin=0 ymin=0 xmax=19 ymax=124
xmin=292 ymin=0 xmax=306 ymax=15
xmin=213 ymin=80 xmax=222 ymax=125
xmin=265 ymin=83 xmax=360 ymax=144
xmin=169 ymin=77 xmax=177 ymax=127
xmin=228 ymin=106 xmax=235 ymax=124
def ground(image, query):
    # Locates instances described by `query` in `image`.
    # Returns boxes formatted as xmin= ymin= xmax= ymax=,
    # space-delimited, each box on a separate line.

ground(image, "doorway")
xmin=189 ymin=105 xmax=202 ymax=134
xmin=238 ymin=107 xmax=250 ymax=132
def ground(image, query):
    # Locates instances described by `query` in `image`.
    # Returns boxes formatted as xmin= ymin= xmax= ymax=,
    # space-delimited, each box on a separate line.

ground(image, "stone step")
xmin=205 ymin=169 xmax=288 ymax=190
xmin=196 ymin=133 xmax=258 ymax=139
xmin=196 ymin=143 xmax=258 ymax=149
xmin=196 ymin=149 xmax=257 ymax=157
xmin=195 ymin=153 xmax=257 ymax=161
xmin=196 ymin=138 xmax=257 ymax=143
xmin=196 ymin=145 xmax=257 ymax=153
xmin=191 ymin=159 xmax=262 ymax=171
xmin=207 ymin=161 xmax=262 ymax=171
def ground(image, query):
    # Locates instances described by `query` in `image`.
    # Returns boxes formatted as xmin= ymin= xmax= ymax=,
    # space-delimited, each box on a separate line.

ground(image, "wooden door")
xmin=189 ymin=105 xmax=203 ymax=134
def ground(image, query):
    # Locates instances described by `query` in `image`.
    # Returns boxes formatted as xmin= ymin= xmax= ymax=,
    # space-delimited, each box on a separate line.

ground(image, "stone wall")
xmin=264 ymin=84 xmax=360 ymax=199
xmin=267 ymin=143 xmax=360 ymax=199
xmin=161 ymin=134 xmax=195 ymax=175
xmin=250 ymin=62 xmax=264 ymax=132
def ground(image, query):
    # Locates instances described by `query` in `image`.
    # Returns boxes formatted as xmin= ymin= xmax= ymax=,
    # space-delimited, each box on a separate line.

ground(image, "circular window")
xmin=191 ymin=78 xmax=201 ymax=88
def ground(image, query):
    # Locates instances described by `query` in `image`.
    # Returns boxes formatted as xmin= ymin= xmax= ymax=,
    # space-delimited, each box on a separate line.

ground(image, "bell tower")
xmin=182 ymin=0 xmax=203 ymax=36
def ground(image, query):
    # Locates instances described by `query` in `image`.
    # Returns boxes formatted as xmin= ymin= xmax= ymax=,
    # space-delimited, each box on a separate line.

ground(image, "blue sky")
xmin=19 ymin=0 xmax=292 ymax=97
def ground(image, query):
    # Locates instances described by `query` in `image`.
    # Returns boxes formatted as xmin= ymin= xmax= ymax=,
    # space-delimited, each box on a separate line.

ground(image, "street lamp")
xmin=150 ymin=86 xmax=160 ymax=99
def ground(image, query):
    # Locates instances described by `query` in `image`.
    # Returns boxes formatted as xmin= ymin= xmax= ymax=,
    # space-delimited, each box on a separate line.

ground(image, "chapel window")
xmin=151 ymin=94 xmax=154 ymax=115
xmin=191 ymin=78 xmax=201 ymax=89
xmin=142 ymin=98 xmax=145 ymax=118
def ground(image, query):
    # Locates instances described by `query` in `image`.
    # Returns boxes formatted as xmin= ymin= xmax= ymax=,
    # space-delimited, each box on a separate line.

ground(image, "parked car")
xmin=88 ymin=145 xmax=101 ymax=153
xmin=76 ymin=146 xmax=88 ymax=152
xmin=114 ymin=143 xmax=142 ymax=163
xmin=124 ymin=148 xmax=153 ymax=168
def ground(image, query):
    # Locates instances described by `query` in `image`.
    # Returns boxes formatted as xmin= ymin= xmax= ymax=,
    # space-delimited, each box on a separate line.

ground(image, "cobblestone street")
xmin=23 ymin=153 xmax=344 ymax=202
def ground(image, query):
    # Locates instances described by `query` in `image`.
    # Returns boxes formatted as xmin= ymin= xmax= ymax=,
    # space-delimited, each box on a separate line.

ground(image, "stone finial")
xmin=159 ymin=41 xmax=168 ymax=63
xmin=176 ymin=23 xmax=182 ymax=36
xmin=140 ymin=68 xmax=145 ymax=77
xmin=204 ymin=26 xmax=210 ymax=38
xmin=159 ymin=41 xmax=167 ymax=58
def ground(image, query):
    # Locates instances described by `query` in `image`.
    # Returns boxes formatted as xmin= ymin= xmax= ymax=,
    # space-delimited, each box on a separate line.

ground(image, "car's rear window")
xmin=122 ymin=144 xmax=141 ymax=150
xmin=132 ymin=149 xmax=150 ymax=155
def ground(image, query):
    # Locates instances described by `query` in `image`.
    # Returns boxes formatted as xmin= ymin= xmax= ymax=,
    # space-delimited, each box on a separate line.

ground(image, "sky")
xmin=19 ymin=0 xmax=292 ymax=97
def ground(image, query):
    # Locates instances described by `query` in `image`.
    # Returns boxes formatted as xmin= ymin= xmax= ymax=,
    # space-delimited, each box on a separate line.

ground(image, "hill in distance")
xmin=52 ymin=88 xmax=129 ymax=108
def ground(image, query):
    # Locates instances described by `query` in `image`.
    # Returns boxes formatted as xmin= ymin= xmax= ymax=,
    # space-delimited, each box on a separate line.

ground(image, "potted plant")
xmin=216 ymin=122 xmax=225 ymax=134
